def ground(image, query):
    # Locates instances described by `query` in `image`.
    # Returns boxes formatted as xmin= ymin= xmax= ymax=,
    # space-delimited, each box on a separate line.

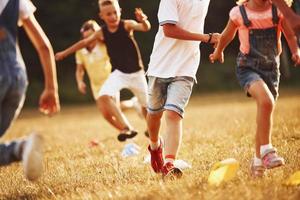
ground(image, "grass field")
xmin=0 ymin=91 xmax=299 ymax=200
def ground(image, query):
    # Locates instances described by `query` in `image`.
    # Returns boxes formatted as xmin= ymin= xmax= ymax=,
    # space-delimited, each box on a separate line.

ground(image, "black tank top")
xmin=102 ymin=20 xmax=143 ymax=73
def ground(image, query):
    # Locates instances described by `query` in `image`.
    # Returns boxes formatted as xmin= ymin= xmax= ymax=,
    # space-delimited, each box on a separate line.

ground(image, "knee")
xmin=97 ymin=95 xmax=111 ymax=109
xmin=97 ymin=96 xmax=112 ymax=117
xmin=259 ymin=96 xmax=275 ymax=112
xmin=165 ymin=110 xmax=181 ymax=122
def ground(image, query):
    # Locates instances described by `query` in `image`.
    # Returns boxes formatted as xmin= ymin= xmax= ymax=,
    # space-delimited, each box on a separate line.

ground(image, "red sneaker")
xmin=147 ymin=139 xmax=164 ymax=173
xmin=161 ymin=162 xmax=183 ymax=180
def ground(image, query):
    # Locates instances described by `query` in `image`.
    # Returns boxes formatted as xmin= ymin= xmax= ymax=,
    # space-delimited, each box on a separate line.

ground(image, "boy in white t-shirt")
xmin=0 ymin=0 xmax=60 ymax=181
xmin=146 ymin=0 xmax=220 ymax=179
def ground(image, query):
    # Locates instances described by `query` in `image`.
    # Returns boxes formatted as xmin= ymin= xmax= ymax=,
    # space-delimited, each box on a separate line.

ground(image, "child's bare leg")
xmin=97 ymin=95 xmax=132 ymax=131
xmin=248 ymin=80 xmax=275 ymax=158
xmin=141 ymin=106 xmax=147 ymax=119
xmin=147 ymin=111 xmax=163 ymax=142
xmin=164 ymin=110 xmax=182 ymax=160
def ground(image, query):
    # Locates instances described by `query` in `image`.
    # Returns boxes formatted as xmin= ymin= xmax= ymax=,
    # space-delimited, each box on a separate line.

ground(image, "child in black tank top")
xmin=56 ymin=0 xmax=151 ymax=142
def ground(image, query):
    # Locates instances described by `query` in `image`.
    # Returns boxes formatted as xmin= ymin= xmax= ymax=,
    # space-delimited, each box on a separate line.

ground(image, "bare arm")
xmin=281 ymin=18 xmax=300 ymax=65
xmin=125 ymin=8 xmax=151 ymax=32
xmin=55 ymin=30 xmax=103 ymax=60
xmin=210 ymin=19 xmax=238 ymax=63
xmin=162 ymin=23 xmax=219 ymax=44
xmin=272 ymin=0 xmax=294 ymax=17
xmin=75 ymin=64 xmax=87 ymax=94
xmin=272 ymin=0 xmax=300 ymax=35
xmin=22 ymin=14 xmax=60 ymax=115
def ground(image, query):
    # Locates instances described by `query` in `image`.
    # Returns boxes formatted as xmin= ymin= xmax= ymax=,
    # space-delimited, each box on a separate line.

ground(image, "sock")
xmin=253 ymin=156 xmax=262 ymax=166
xmin=150 ymin=139 xmax=160 ymax=150
xmin=260 ymin=144 xmax=273 ymax=156
xmin=165 ymin=155 xmax=175 ymax=164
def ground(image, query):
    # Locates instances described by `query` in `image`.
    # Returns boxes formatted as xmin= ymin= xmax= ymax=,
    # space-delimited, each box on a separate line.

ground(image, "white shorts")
xmin=98 ymin=69 xmax=148 ymax=107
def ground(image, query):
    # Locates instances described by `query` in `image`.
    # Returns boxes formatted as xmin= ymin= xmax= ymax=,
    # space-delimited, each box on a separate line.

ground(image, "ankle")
xmin=165 ymin=154 xmax=175 ymax=164
xmin=260 ymin=144 xmax=273 ymax=156
xmin=121 ymin=127 xmax=130 ymax=132
xmin=150 ymin=139 xmax=160 ymax=150
xmin=253 ymin=156 xmax=262 ymax=166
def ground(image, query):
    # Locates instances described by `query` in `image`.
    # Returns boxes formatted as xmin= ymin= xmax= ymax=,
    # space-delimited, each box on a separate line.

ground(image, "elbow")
xmin=141 ymin=22 xmax=151 ymax=32
xmin=37 ymin=41 xmax=53 ymax=55
xmin=145 ymin=24 xmax=151 ymax=31
xmin=163 ymin=29 xmax=174 ymax=38
xmin=162 ymin=24 xmax=175 ymax=38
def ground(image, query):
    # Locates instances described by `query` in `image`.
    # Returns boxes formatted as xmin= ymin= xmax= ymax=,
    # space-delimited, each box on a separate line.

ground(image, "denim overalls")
xmin=0 ymin=0 xmax=28 ymax=136
xmin=236 ymin=4 xmax=280 ymax=100
xmin=0 ymin=0 xmax=28 ymax=165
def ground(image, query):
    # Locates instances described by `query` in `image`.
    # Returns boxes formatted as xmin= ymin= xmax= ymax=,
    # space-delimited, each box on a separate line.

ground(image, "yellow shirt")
xmin=75 ymin=43 xmax=111 ymax=99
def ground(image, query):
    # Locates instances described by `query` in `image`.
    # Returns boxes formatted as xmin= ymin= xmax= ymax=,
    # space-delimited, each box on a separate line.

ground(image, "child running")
xmin=0 ymin=0 xmax=60 ymax=180
xmin=210 ymin=0 xmax=300 ymax=177
xmin=75 ymin=20 xmax=143 ymax=118
xmin=146 ymin=0 xmax=219 ymax=179
xmin=56 ymin=0 xmax=150 ymax=142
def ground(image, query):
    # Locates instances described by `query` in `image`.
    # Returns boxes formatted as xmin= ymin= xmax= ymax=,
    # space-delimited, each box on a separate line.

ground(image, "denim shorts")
xmin=0 ymin=66 xmax=28 ymax=136
xmin=236 ymin=53 xmax=280 ymax=100
xmin=147 ymin=76 xmax=194 ymax=118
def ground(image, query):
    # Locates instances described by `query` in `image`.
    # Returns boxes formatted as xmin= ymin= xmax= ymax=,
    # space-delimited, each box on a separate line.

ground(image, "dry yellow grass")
xmin=0 ymin=91 xmax=299 ymax=200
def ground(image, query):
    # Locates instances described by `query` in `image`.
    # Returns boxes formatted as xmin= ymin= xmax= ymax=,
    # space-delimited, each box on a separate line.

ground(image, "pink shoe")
xmin=250 ymin=159 xmax=265 ymax=178
xmin=261 ymin=148 xmax=285 ymax=169
xmin=148 ymin=139 xmax=164 ymax=173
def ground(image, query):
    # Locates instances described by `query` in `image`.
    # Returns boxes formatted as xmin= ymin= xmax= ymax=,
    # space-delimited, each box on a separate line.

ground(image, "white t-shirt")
xmin=0 ymin=0 xmax=36 ymax=26
xmin=147 ymin=0 xmax=210 ymax=80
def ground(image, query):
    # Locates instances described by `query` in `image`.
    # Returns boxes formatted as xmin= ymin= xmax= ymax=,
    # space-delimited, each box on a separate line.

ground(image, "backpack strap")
xmin=239 ymin=5 xmax=251 ymax=27
xmin=271 ymin=4 xmax=279 ymax=25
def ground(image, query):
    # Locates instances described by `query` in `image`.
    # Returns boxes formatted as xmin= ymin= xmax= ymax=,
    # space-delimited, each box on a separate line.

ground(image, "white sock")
xmin=253 ymin=156 xmax=262 ymax=166
xmin=165 ymin=158 xmax=174 ymax=164
xmin=150 ymin=139 xmax=160 ymax=150
xmin=260 ymin=144 xmax=273 ymax=156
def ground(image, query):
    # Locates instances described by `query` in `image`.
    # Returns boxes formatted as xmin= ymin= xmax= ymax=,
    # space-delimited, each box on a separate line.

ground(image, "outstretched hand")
xmin=135 ymin=8 xmax=148 ymax=23
xmin=39 ymin=89 xmax=60 ymax=116
xmin=55 ymin=51 xmax=66 ymax=61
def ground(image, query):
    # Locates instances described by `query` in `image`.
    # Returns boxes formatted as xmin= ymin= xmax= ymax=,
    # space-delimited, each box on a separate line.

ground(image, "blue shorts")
xmin=236 ymin=53 xmax=280 ymax=100
xmin=0 ymin=66 xmax=27 ymax=136
xmin=147 ymin=76 xmax=194 ymax=118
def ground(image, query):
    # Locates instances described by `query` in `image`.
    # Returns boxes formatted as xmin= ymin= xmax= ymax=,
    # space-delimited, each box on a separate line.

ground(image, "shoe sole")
xmin=117 ymin=131 xmax=138 ymax=142
xmin=265 ymin=159 xmax=285 ymax=169
xmin=23 ymin=134 xmax=44 ymax=181
xmin=163 ymin=168 xmax=183 ymax=180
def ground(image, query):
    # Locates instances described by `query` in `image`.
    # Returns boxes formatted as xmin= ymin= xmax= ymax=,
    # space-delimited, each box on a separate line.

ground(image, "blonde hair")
xmin=236 ymin=0 xmax=248 ymax=5
xmin=236 ymin=0 xmax=293 ymax=7
xmin=98 ymin=0 xmax=119 ymax=9
xmin=284 ymin=0 xmax=293 ymax=7
xmin=80 ymin=20 xmax=100 ymax=34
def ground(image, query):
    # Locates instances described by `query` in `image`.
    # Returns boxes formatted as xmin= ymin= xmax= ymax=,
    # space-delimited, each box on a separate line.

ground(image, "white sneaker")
xmin=22 ymin=134 xmax=44 ymax=181
xmin=131 ymin=97 xmax=143 ymax=118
